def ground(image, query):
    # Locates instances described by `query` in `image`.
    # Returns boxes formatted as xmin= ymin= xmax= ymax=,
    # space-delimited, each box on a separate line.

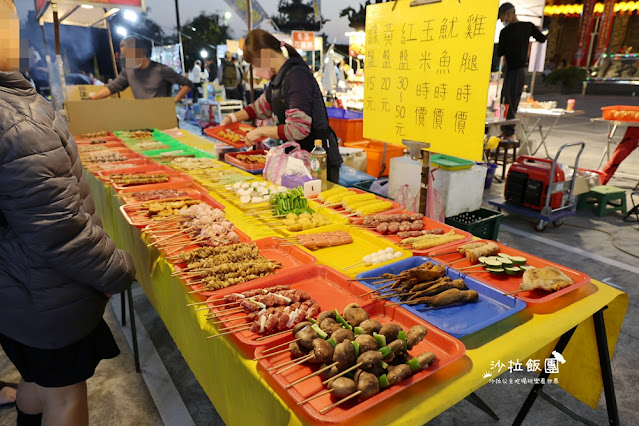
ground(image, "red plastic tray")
xmin=312 ymin=188 xmax=403 ymax=218
xmin=204 ymin=265 xmax=368 ymax=357
xmin=80 ymin=147 xmax=142 ymax=164
xmin=86 ymin=158 xmax=153 ymax=175
xmin=76 ymin=141 xmax=126 ymax=150
xmin=119 ymin=189 xmax=226 ymax=228
xmin=354 ymin=210 xmax=473 ymax=255
xmin=117 ymin=181 xmax=214 ymax=204
xmin=601 ymin=105 xmax=639 ymax=122
xmin=254 ymin=298 xmax=466 ymax=424
xmin=427 ymin=239 xmax=591 ymax=304
xmin=73 ymin=132 xmax=116 ymax=141
xmin=204 ymin=122 xmax=266 ymax=148
xmin=183 ymin=237 xmax=317 ymax=296
xmin=224 ymin=150 xmax=268 ymax=172
xmin=98 ymin=165 xmax=193 ymax=191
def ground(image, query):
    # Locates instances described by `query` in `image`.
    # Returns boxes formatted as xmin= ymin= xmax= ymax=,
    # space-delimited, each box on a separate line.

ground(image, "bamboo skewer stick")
xmin=286 ymin=362 xmax=339 ymax=389
xmin=261 ymin=338 xmax=299 ymax=354
xmin=319 ymin=391 xmax=361 ymax=414
xmin=504 ymin=288 xmax=528 ymax=295
xmin=253 ymin=347 xmax=292 ymax=361
xmin=428 ymin=249 xmax=459 ymax=256
xmin=358 ymin=282 xmax=394 ymax=297
xmin=297 ymin=389 xmax=333 ymax=405
xmin=274 ymin=354 xmax=314 ymax=375
xmin=147 ymin=229 xmax=189 ymax=247
xmin=256 ymin=329 xmax=289 ymax=341
xmin=342 ymin=261 xmax=365 ymax=271
xmin=217 ymin=322 xmax=252 ymax=332
xmin=444 ymin=258 xmax=466 ymax=266
xmin=211 ymin=314 xmax=250 ymax=324
xmin=186 ymin=300 xmax=210 ymax=307
xmin=456 ymin=264 xmax=483 ymax=271
xmin=206 ymin=325 xmax=251 ymax=338
xmin=323 ymin=362 xmax=362 ymax=385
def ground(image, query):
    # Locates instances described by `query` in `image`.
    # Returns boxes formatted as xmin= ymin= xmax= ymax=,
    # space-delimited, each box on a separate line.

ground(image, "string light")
xmin=545 ymin=2 xmax=637 ymax=16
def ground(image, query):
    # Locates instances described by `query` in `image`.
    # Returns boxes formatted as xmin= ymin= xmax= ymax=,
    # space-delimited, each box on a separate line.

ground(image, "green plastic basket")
xmin=445 ymin=208 xmax=504 ymax=240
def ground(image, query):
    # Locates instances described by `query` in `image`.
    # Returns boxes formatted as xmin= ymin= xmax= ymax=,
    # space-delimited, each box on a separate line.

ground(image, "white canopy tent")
xmin=35 ymin=0 xmax=146 ymax=109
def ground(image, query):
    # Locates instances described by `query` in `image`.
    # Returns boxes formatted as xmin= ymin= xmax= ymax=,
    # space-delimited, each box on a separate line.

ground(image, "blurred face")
xmin=500 ymin=10 xmax=515 ymax=24
xmin=251 ymin=49 xmax=278 ymax=80
xmin=0 ymin=0 xmax=22 ymax=71
xmin=120 ymin=42 xmax=146 ymax=69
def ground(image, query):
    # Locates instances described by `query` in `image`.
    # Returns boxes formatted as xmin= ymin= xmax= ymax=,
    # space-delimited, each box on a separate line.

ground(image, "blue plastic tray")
xmin=355 ymin=257 xmax=527 ymax=338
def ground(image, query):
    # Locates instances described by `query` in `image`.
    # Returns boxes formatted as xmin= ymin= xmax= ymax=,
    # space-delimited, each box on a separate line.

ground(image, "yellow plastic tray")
xmin=290 ymin=223 xmax=413 ymax=278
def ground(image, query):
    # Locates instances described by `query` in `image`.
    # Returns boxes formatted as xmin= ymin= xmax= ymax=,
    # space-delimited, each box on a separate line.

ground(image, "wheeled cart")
xmin=489 ymin=142 xmax=586 ymax=231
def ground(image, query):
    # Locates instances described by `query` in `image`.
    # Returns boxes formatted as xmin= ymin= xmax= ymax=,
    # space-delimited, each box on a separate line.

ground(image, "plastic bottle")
xmin=310 ymin=139 xmax=328 ymax=191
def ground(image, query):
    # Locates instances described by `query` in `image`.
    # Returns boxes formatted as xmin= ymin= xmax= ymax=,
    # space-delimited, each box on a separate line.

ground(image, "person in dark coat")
xmin=221 ymin=29 xmax=343 ymax=183
xmin=0 ymin=1 xmax=136 ymax=423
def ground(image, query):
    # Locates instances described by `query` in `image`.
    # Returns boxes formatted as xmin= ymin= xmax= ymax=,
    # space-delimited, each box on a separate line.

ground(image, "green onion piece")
xmin=309 ymin=318 xmax=317 ymax=324
xmin=327 ymin=338 xmax=337 ymax=347
xmin=352 ymin=341 xmax=360 ymax=358
xmin=408 ymin=357 xmax=422 ymax=371
xmin=354 ymin=326 xmax=365 ymax=335
xmin=311 ymin=324 xmax=327 ymax=340
xmin=373 ymin=332 xmax=387 ymax=348
xmin=380 ymin=361 xmax=388 ymax=370
xmin=378 ymin=374 xmax=390 ymax=388
xmin=378 ymin=346 xmax=392 ymax=358
xmin=335 ymin=312 xmax=353 ymax=330
xmin=398 ymin=330 xmax=407 ymax=352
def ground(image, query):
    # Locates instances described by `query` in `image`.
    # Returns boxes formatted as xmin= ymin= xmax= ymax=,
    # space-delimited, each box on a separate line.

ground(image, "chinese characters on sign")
xmin=363 ymin=0 xmax=498 ymax=160
xmin=484 ymin=356 xmax=565 ymax=385
xmin=292 ymin=31 xmax=315 ymax=51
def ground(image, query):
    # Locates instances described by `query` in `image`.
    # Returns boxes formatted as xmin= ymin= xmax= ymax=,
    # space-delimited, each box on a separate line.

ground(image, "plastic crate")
xmin=445 ymin=208 xmax=504 ymax=240
xmin=329 ymin=117 xmax=363 ymax=143
xmin=344 ymin=140 xmax=405 ymax=177
xmin=353 ymin=178 xmax=390 ymax=198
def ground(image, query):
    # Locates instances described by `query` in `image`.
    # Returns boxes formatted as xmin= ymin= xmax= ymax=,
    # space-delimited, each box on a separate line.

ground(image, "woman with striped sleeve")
xmin=221 ymin=29 xmax=343 ymax=183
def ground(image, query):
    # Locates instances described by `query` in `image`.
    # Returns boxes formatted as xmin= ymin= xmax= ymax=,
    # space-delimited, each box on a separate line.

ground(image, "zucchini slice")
xmin=488 ymin=268 xmax=505 ymax=274
xmin=483 ymin=259 xmax=503 ymax=267
xmin=504 ymin=266 xmax=522 ymax=275
xmin=510 ymin=256 xmax=527 ymax=265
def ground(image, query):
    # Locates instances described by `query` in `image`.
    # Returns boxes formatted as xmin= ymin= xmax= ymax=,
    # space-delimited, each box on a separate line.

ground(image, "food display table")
xmin=590 ymin=117 xmax=639 ymax=170
xmin=517 ymin=108 xmax=584 ymax=159
xmin=84 ymin=129 xmax=627 ymax=425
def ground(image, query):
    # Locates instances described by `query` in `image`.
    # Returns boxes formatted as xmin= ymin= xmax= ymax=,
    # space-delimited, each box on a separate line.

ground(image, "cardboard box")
xmin=65 ymin=85 xmax=134 ymax=101
xmin=65 ymin=98 xmax=177 ymax=135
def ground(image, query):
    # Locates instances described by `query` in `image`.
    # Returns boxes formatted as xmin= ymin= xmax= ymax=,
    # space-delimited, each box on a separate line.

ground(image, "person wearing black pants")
xmin=497 ymin=2 xmax=546 ymax=139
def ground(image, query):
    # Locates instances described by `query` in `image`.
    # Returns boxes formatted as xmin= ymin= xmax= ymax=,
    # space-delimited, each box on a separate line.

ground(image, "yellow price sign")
xmin=363 ymin=0 xmax=498 ymax=161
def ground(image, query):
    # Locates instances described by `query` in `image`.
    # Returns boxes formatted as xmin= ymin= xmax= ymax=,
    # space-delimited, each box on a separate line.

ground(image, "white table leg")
xmin=597 ymin=123 xmax=618 ymax=170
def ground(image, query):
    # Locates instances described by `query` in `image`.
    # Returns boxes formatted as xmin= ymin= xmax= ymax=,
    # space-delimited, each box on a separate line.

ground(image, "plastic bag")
xmin=395 ymin=184 xmax=419 ymax=212
xmin=426 ymin=167 xmax=445 ymax=222
xmin=263 ymin=141 xmax=311 ymax=185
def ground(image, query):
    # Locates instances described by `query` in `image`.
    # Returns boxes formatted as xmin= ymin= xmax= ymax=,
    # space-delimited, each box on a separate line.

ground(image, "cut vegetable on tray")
xmin=281 ymin=213 xmax=332 ymax=232
xmin=270 ymin=187 xmax=314 ymax=216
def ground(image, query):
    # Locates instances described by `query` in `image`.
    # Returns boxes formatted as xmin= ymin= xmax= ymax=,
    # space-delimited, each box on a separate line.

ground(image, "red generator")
xmin=504 ymin=156 xmax=565 ymax=211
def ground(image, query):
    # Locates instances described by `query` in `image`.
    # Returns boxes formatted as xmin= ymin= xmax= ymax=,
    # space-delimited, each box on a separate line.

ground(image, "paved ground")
xmin=1 ymin=93 xmax=637 ymax=426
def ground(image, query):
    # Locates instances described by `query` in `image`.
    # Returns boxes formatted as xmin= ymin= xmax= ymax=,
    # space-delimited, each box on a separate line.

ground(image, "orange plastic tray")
xmin=254 ymin=298 xmax=466 ymax=424
xmin=119 ymin=190 xmax=226 ymax=228
xmin=73 ymin=133 xmax=117 ymax=141
xmin=354 ymin=210 xmax=473 ymax=255
xmin=182 ymin=237 xmax=317 ymax=297
xmin=312 ymin=188 xmax=403 ymax=218
xmin=204 ymin=265 xmax=368 ymax=357
xmin=427 ymin=239 xmax=591 ymax=304
xmin=204 ymin=122 xmax=266 ymax=148
xmin=76 ymin=141 xmax=126 ymax=150
xmin=601 ymin=105 xmax=639 ymax=122
xmin=224 ymin=150 xmax=268 ymax=173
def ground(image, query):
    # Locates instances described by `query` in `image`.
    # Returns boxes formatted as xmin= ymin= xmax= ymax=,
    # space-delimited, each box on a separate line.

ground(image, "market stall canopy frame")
xmin=35 ymin=0 xmax=146 ymax=28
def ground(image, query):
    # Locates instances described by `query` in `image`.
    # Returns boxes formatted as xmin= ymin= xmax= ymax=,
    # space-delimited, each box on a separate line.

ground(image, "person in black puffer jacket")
xmin=0 ymin=2 xmax=136 ymax=424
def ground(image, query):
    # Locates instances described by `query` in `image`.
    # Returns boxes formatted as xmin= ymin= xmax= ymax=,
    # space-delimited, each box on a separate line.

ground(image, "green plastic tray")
xmin=431 ymin=154 xmax=475 ymax=171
